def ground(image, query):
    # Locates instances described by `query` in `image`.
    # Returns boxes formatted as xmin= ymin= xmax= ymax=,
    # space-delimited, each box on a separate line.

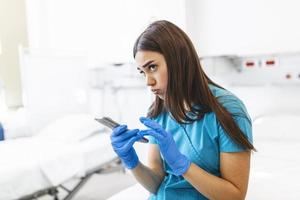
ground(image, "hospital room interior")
xmin=0 ymin=0 xmax=300 ymax=199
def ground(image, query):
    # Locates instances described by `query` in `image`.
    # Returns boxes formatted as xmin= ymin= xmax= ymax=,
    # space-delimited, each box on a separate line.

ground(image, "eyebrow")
xmin=137 ymin=60 xmax=155 ymax=70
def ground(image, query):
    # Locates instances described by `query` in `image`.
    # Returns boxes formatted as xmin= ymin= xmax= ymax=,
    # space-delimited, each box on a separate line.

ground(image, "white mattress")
xmin=0 ymin=133 xmax=116 ymax=200
xmin=78 ymin=133 xmax=117 ymax=174
xmin=108 ymin=114 xmax=300 ymax=200
xmin=247 ymin=140 xmax=300 ymax=199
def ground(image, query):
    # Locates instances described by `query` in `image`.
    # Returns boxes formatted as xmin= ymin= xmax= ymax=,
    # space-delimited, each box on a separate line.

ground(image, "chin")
xmin=157 ymin=94 xmax=165 ymax=100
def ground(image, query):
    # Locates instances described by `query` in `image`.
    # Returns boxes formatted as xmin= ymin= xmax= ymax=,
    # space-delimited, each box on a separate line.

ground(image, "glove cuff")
xmin=171 ymin=155 xmax=191 ymax=176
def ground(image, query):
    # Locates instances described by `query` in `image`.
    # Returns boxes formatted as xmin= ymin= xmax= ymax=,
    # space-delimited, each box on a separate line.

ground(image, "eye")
xmin=148 ymin=64 xmax=157 ymax=72
xmin=138 ymin=70 xmax=145 ymax=76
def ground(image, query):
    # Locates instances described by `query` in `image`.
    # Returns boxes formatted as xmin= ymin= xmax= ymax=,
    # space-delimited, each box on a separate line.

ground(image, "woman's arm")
xmin=183 ymin=151 xmax=251 ymax=200
xmin=131 ymin=144 xmax=166 ymax=194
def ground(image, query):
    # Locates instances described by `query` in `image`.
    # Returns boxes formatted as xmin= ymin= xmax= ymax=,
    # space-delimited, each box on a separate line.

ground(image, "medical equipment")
xmin=95 ymin=117 xmax=148 ymax=143
xmin=0 ymin=114 xmax=124 ymax=200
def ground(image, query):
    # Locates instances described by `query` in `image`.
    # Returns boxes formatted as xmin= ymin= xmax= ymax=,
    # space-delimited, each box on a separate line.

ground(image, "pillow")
xmin=36 ymin=114 xmax=105 ymax=142
xmin=0 ymin=108 xmax=33 ymax=139
xmin=1 ymin=123 xmax=32 ymax=140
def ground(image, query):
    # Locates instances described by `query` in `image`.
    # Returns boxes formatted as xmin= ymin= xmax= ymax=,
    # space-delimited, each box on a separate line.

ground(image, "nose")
xmin=146 ymin=75 xmax=156 ymax=86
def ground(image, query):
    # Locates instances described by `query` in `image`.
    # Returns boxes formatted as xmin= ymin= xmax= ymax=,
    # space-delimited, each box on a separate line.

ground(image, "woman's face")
xmin=135 ymin=51 xmax=168 ymax=100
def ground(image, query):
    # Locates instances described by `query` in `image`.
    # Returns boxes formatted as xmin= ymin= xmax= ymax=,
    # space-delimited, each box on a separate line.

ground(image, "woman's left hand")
xmin=139 ymin=117 xmax=191 ymax=176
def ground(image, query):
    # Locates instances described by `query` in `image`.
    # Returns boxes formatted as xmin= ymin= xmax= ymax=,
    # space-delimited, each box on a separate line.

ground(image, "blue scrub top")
xmin=148 ymin=85 xmax=253 ymax=200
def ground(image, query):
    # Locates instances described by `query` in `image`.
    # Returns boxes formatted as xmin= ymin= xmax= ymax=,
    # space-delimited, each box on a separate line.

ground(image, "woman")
xmin=110 ymin=20 xmax=255 ymax=200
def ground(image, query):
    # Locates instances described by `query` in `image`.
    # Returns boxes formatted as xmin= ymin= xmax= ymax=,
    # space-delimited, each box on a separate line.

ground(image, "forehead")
xmin=135 ymin=51 xmax=164 ymax=66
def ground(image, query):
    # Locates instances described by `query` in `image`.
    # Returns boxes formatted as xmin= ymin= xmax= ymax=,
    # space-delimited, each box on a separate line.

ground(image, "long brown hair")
xmin=133 ymin=20 xmax=255 ymax=151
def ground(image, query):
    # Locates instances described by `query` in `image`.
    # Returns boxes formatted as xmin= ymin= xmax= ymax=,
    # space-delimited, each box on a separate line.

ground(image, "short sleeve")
xmin=218 ymin=116 xmax=253 ymax=152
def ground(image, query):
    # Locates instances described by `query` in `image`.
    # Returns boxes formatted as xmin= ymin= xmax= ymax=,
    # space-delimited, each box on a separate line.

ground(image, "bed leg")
xmin=61 ymin=173 xmax=93 ymax=200
xmin=48 ymin=188 xmax=59 ymax=200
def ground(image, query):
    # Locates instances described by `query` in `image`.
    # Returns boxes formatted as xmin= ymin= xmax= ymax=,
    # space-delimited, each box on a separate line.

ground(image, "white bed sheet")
xmin=248 ymin=113 xmax=300 ymax=200
xmin=78 ymin=133 xmax=117 ymax=174
xmin=247 ymin=140 xmax=300 ymax=199
xmin=0 ymin=132 xmax=116 ymax=200
xmin=107 ymin=114 xmax=300 ymax=200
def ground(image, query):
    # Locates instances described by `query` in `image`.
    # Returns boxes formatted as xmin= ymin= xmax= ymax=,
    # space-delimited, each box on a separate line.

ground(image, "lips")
xmin=151 ymin=89 xmax=160 ymax=95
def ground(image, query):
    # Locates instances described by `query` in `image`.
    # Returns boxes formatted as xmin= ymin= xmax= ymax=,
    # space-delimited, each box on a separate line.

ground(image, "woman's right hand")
xmin=110 ymin=125 xmax=142 ymax=169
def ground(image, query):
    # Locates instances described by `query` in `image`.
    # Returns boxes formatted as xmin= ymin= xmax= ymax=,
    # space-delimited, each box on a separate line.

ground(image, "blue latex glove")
xmin=139 ymin=117 xmax=191 ymax=176
xmin=110 ymin=125 xmax=142 ymax=169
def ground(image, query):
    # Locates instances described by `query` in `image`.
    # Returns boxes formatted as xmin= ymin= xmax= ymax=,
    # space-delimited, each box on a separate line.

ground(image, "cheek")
xmin=162 ymin=71 xmax=168 ymax=88
xmin=160 ymin=75 xmax=168 ymax=90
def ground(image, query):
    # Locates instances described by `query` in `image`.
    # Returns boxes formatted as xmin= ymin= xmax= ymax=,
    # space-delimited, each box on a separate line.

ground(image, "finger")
xmin=112 ymin=125 xmax=127 ymax=136
xmin=111 ymin=141 xmax=123 ymax=149
xmin=139 ymin=117 xmax=163 ymax=132
xmin=138 ymin=130 xmax=164 ymax=140
xmin=112 ymin=130 xmax=140 ymax=150
xmin=122 ymin=135 xmax=142 ymax=152
xmin=111 ymin=129 xmax=139 ymax=143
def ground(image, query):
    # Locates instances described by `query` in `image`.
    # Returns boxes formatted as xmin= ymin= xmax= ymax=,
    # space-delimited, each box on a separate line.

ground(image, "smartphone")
xmin=95 ymin=117 xmax=148 ymax=143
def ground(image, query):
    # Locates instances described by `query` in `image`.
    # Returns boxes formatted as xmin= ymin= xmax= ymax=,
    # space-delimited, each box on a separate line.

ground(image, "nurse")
xmin=110 ymin=20 xmax=255 ymax=200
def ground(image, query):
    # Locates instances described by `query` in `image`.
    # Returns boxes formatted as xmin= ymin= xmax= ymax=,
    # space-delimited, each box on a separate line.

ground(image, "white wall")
xmin=26 ymin=0 xmax=186 ymax=64
xmin=26 ymin=0 xmax=300 ymax=63
xmin=19 ymin=48 xmax=90 ymax=132
xmin=186 ymin=0 xmax=300 ymax=56
xmin=3 ymin=0 xmax=300 ymax=110
xmin=0 ymin=0 xmax=28 ymax=108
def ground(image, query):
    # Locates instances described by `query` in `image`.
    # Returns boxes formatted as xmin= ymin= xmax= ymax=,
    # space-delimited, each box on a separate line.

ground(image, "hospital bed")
xmin=0 ymin=114 xmax=123 ymax=200
xmin=107 ymin=114 xmax=300 ymax=200
xmin=247 ymin=114 xmax=300 ymax=199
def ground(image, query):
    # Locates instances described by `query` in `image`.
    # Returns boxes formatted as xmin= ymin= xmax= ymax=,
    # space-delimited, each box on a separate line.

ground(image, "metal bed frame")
xmin=19 ymin=157 xmax=124 ymax=200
